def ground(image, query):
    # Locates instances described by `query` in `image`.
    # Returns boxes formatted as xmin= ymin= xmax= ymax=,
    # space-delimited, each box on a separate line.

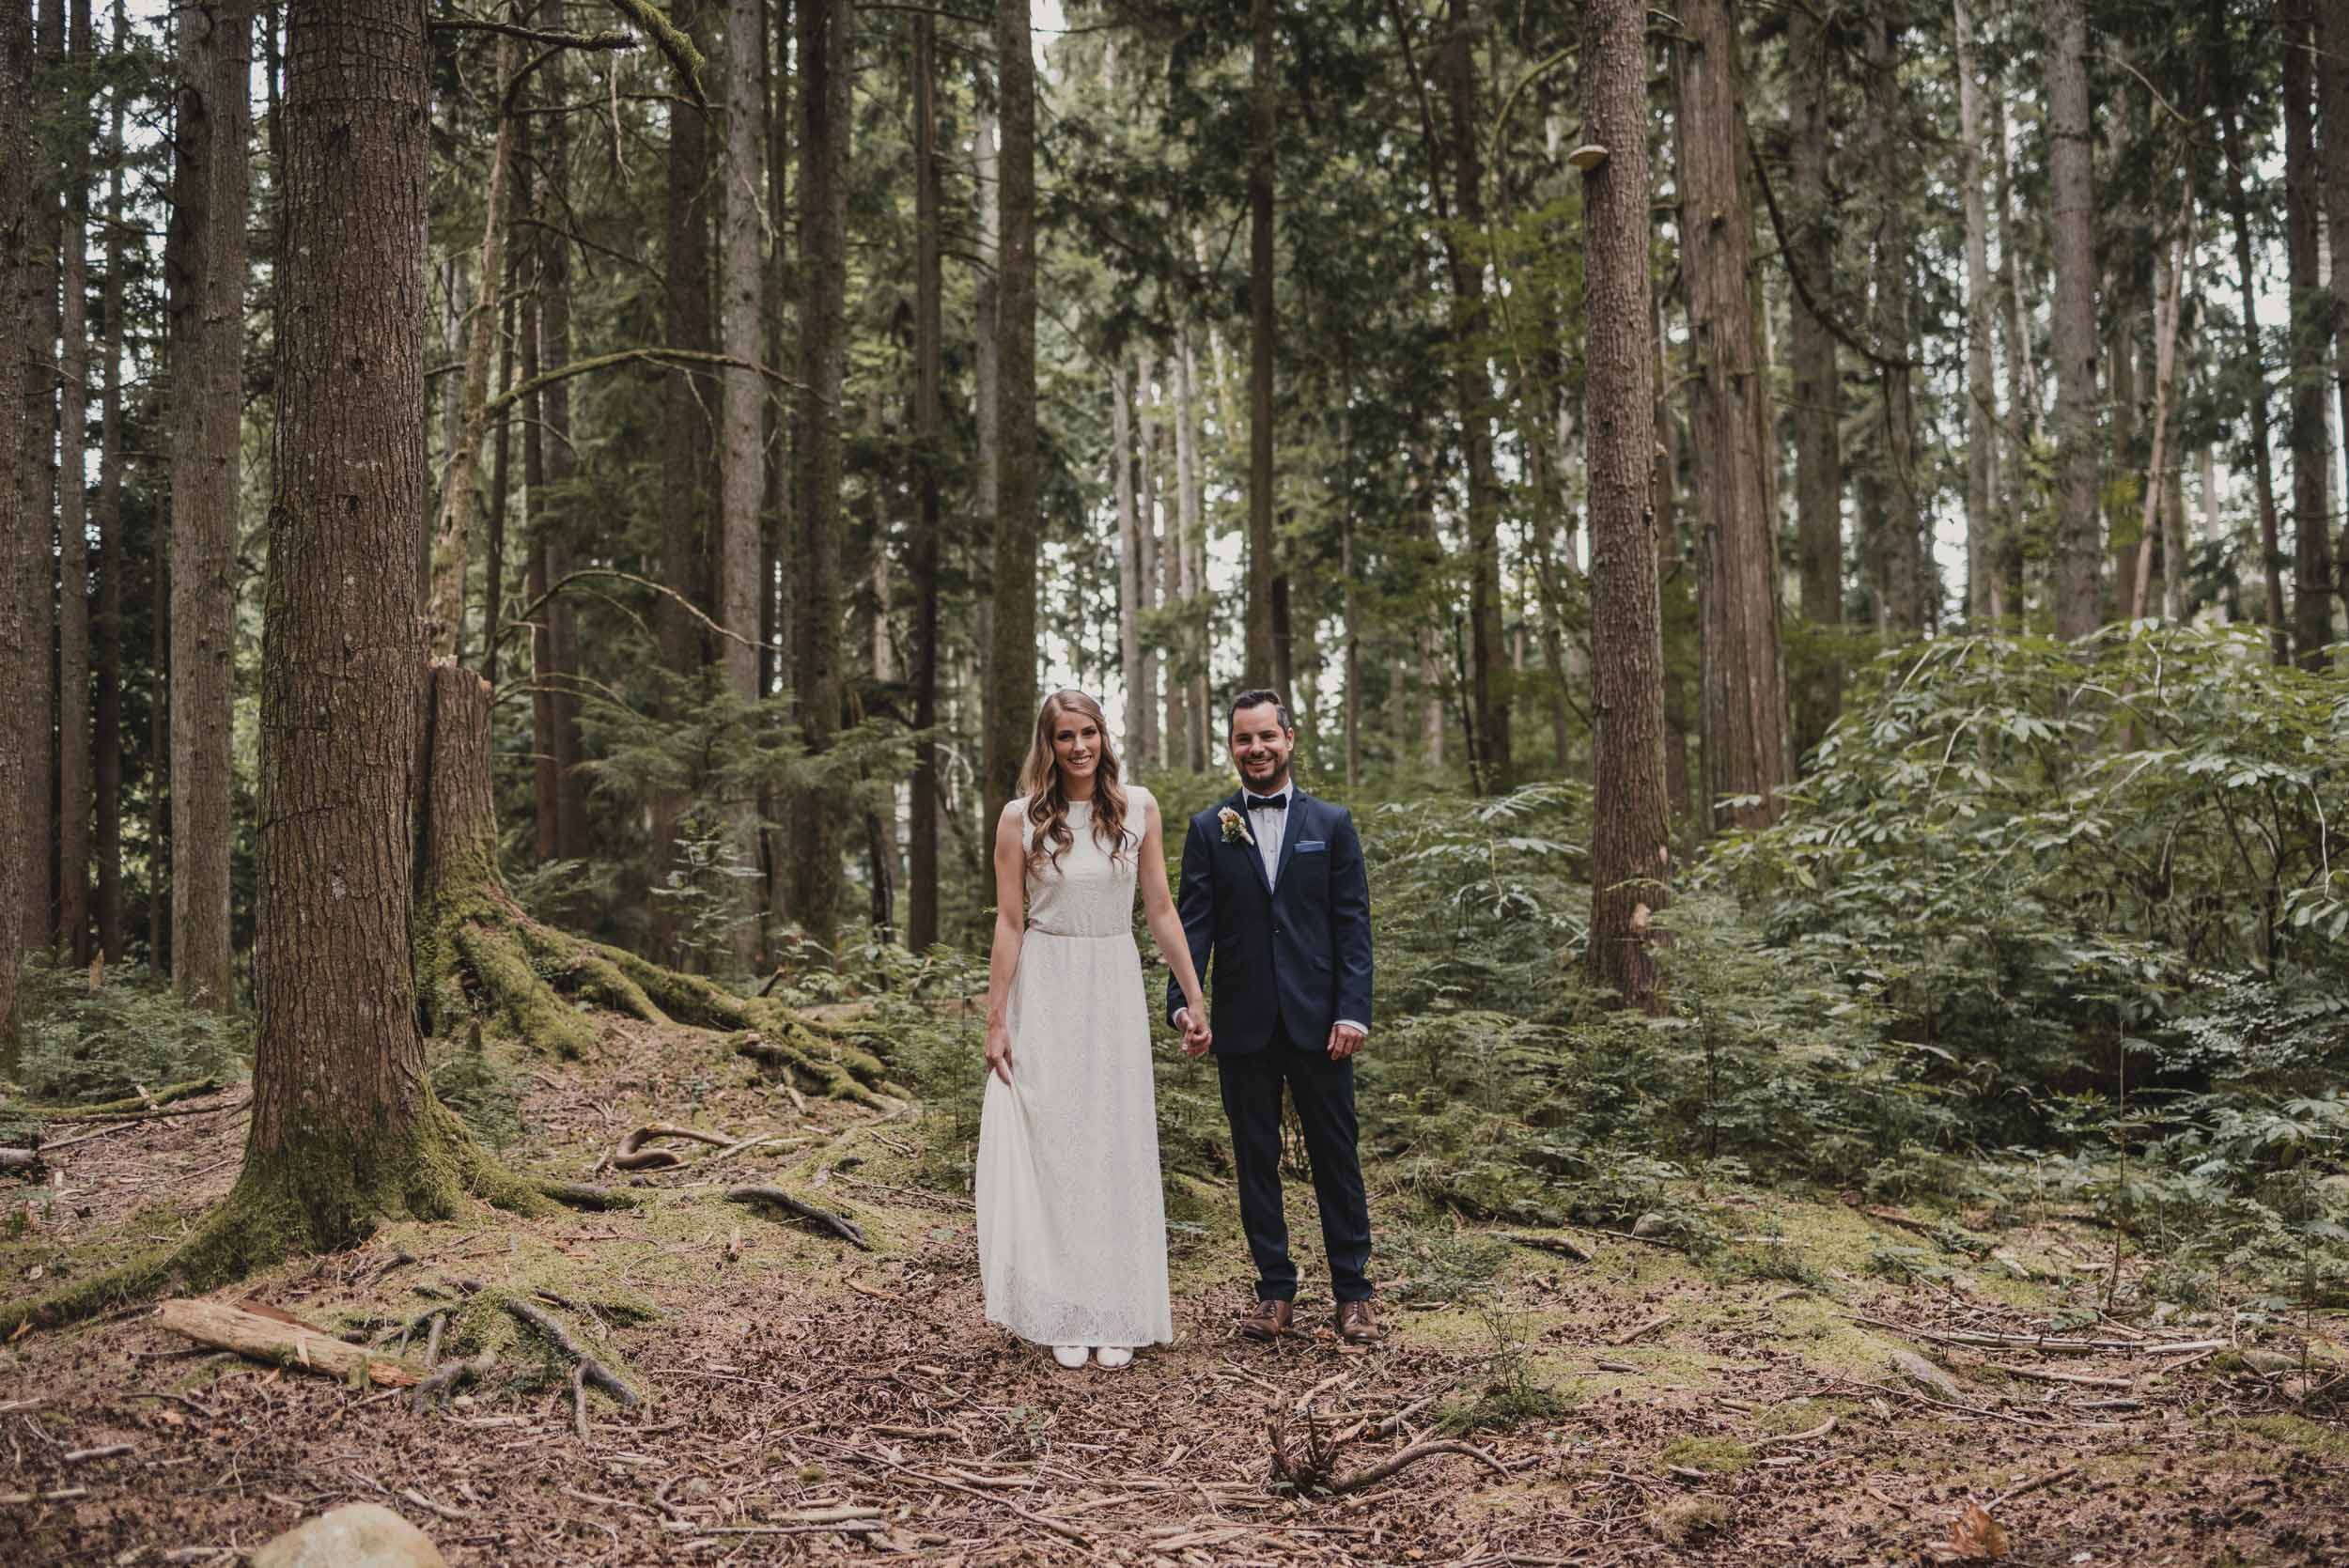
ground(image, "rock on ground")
xmin=250 ymin=1504 xmax=446 ymax=1568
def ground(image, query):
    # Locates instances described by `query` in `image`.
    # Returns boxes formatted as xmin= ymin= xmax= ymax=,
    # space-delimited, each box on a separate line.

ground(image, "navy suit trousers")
xmin=1215 ymin=1016 xmax=1373 ymax=1304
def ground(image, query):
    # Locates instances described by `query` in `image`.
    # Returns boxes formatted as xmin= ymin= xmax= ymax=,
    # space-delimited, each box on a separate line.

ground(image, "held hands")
xmin=984 ymin=1020 xmax=1015 ymax=1085
xmin=1174 ymin=1006 xmax=1213 ymax=1057
xmin=1327 ymin=1022 xmax=1367 ymax=1062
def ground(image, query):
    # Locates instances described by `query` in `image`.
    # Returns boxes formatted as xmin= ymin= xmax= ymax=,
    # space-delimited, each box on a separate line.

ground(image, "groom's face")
xmin=1228 ymin=703 xmax=1294 ymax=793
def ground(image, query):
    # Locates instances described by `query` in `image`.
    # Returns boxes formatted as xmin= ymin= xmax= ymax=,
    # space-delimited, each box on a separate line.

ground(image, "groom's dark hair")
xmin=1228 ymin=689 xmax=1294 ymax=735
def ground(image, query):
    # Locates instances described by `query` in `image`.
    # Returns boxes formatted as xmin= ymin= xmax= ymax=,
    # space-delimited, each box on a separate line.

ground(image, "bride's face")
xmin=1050 ymin=711 xmax=1103 ymax=787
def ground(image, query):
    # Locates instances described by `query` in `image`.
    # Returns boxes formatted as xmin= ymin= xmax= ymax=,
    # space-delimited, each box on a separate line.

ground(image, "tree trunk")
xmin=1674 ymin=0 xmax=1786 ymax=830
xmin=1243 ymin=0 xmax=1277 ymax=691
xmin=908 ymin=7 xmax=941 ymax=951
xmin=2320 ymin=0 xmax=2349 ymax=620
xmin=0 ymin=0 xmax=35 ymax=1032
xmin=55 ymin=0 xmax=92 ymax=964
xmin=652 ymin=0 xmax=714 ymax=963
xmin=1787 ymin=0 xmax=1841 ymax=756
xmin=1995 ymin=97 xmax=2032 ymax=615
xmin=2283 ymin=0 xmax=2336 ymax=669
xmin=1863 ymin=9 xmax=1923 ymax=638
xmin=1134 ymin=353 xmax=1161 ymax=768
xmin=986 ymin=0 xmax=1039 ymax=815
xmin=481 ymin=290 xmax=513 ymax=686
xmin=719 ymin=0 xmax=764 ymax=969
xmin=168 ymin=0 xmax=250 ymax=1009
xmin=234 ymin=0 xmax=532 ymax=1261
xmin=2046 ymin=0 xmax=2102 ymax=641
xmin=532 ymin=24 xmax=587 ymax=873
xmin=1113 ymin=365 xmax=1140 ymax=753
xmin=93 ymin=8 xmax=127 ymax=962
xmin=790 ymin=0 xmax=850 ymax=944
xmin=2130 ymin=185 xmax=2194 ymax=622
xmin=1954 ymin=0 xmax=2002 ymax=623
xmin=1656 ymin=325 xmax=1697 ymax=828
xmin=1444 ymin=2 xmax=1509 ymax=795
xmin=1175 ymin=328 xmax=1208 ymax=771
xmin=425 ymin=29 xmax=521 ymax=661
xmin=1581 ymin=0 xmax=1671 ymax=1010
xmin=2217 ymin=87 xmax=2288 ymax=662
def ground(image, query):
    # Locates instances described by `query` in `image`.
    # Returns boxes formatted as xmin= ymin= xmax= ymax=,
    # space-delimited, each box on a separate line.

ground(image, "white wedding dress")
xmin=976 ymin=790 xmax=1174 ymax=1349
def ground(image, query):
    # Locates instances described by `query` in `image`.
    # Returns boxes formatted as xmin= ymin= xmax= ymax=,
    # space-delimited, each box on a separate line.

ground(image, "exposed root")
xmin=1267 ymin=1403 xmax=1509 ymax=1497
xmin=412 ymin=1352 xmax=498 ymax=1414
xmin=608 ymin=1124 xmax=736 ymax=1172
xmin=16 ymin=1078 xmax=223 ymax=1120
xmin=537 ymin=1179 xmax=642 ymax=1211
xmin=732 ymin=1026 xmax=894 ymax=1110
xmin=506 ymin=1297 xmax=639 ymax=1406
xmin=727 ymin=1186 xmax=872 ymax=1250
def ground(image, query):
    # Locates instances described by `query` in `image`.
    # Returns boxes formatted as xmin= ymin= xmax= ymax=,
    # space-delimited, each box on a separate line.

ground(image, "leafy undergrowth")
xmin=4 ymin=1012 xmax=2346 ymax=1566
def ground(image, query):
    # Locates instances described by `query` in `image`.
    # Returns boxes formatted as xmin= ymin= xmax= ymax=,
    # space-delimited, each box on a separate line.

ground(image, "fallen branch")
xmin=504 ymin=1298 xmax=638 ymax=1407
xmin=610 ymin=1123 xmax=738 ymax=1172
xmin=156 ymin=1299 xmax=422 ymax=1389
xmin=1497 ymin=1231 xmax=1595 ymax=1264
xmin=19 ymin=1079 xmax=223 ymax=1120
xmin=1750 ymin=1415 xmax=1838 ymax=1449
xmin=1613 ymin=1312 xmax=1672 ymax=1346
xmin=1990 ymin=1462 xmax=2081 ymax=1509
xmin=727 ymin=1186 xmax=871 ymax=1250
xmin=1327 ymin=1438 xmax=1509 ymax=1494
xmin=1991 ymin=1362 xmax=2133 ymax=1390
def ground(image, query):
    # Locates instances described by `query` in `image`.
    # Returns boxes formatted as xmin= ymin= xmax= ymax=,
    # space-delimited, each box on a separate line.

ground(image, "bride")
xmin=976 ymin=690 xmax=1211 ymax=1370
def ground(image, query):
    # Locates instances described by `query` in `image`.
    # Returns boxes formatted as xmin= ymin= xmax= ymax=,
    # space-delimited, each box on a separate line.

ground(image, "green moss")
xmin=1656 ymin=1436 xmax=1753 ymax=1476
xmin=1649 ymin=1495 xmax=1731 ymax=1545
xmin=455 ymin=922 xmax=600 ymax=1061
xmin=2239 ymin=1414 xmax=2349 ymax=1460
xmin=1751 ymin=1396 xmax=1863 ymax=1435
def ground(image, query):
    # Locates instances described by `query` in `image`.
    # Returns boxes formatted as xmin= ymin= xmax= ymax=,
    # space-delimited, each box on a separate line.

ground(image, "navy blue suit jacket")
xmin=1166 ymin=788 xmax=1374 ymax=1054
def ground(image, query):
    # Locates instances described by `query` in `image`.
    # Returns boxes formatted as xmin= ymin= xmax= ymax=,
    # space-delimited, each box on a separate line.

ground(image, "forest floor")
xmin=3 ymin=1016 xmax=2346 ymax=1567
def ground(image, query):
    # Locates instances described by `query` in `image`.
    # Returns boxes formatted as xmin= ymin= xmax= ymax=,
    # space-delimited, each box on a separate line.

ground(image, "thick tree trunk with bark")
xmin=94 ymin=23 xmax=127 ymax=963
xmin=1786 ymin=0 xmax=1841 ymax=757
xmin=0 ymin=0 xmax=34 ymax=1032
xmin=1674 ymin=0 xmax=1786 ymax=829
xmin=791 ymin=0 xmax=850 ymax=943
xmin=1134 ymin=354 xmax=1160 ymax=768
xmin=718 ymin=0 xmax=764 ymax=969
xmin=1954 ymin=0 xmax=2002 ymax=623
xmin=908 ymin=9 xmax=941 ymax=950
xmin=1581 ymin=0 xmax=1671 ymax=1009
xmin=168 ymin=0 xmax=250 ymax=1008
xmin=1863 ymin=11 xmax=1923 ymax=637
xmin=55 ymin=0 xmax=93 ymax=964
xmin=2282 ymin=0 xmax=2336 ymax=668
xmin=1175 ymin=330 xmax=1208 ymax=771
xmin=2046 ymin=0 xmax=2102 ymax=641
xmin=1243 ymin=0 xmax=1277 ymax=691
xmin=652 ymin=0 xmax=714 ymax=963
xmin=2321 ymin=0 xmax=2349 ymax=614
xmin=1113 ymin=367 xmax=1140 ymax=754
xmin=985 ymin=0 xmax=1039 ymax=813
xmin=535 ymin=34 xmax=587 ymax=868
xmin=2217 ymin=86 xmax=2288 ymax=662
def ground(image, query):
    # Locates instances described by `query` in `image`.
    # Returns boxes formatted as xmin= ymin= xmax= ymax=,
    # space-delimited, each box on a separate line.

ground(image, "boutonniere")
xmin=1218 ymin=806 xmax=1254 ymax=846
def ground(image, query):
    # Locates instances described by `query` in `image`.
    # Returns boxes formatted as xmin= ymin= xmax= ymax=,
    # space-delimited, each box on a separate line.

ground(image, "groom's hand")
xmin=1327 ymin=1023 xmax=1366 ymax=1062
xmin=1175 ymin=1007 xmax=1212 ymax=1057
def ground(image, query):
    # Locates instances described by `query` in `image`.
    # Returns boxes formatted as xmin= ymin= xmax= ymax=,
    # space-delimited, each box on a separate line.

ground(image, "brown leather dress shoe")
xmin=1238 ymin=1298 xmax=1294 ymax=1342
xmin=1335 ymin=1300 xmax=1380 ymax=1344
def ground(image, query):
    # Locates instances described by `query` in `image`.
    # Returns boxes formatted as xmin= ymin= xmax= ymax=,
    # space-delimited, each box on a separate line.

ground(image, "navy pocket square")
xmin=1297 ymin=840 xmax=1328 ymax=853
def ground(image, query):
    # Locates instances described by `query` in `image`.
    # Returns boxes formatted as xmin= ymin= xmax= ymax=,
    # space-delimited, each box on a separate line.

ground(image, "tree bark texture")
xmin=791 ymin=0 xmax=851 ymax=944
xmin=1444 ymin=3 xmax=1510 ymax=795
xmin=1134 ymin=353 xmax=1160 ymax=768
xmin=2218 ymin=82 xmax=2289 ymax=664
xmin=1580 ymin=0 xmax=1671 ymax=1009
xmin=2320 ymin=0 xmax=2349 ymax=614
xmin=985 ymin=0 xmax=1040 ymax=815
xmin=1673 ymin=0 xmax=1786 ymax=830
xmin=1954 ymin=0 xmax=2002 ymax=623
xmin=719 ymin=0 xmax=764 ymax=969
xmin=55 ymin=0 xmax=93 ymax=964
xmin=1786 ymin=0 xmax=1841 ymax=758
xmin=169 ymin=0 xmax=251 ymax=1008
xmin=0 ymin=0 xmax=34 ymax=1031
xmin=1113 ymin=366 xmax=1142 ymax=756
xmin=1175 ymin=329 xmax=1208 ymax=771
xmin=1862 ymin=10 xmax=1922 ymax=637
xmin=651 ymin=0 xmax=714 ymax=963
xmin=2046 ymin=0 xmax=2102 ymax=641
xmin=1243 ymin=0 xmax=1277 ymax=691
xmin=94 ymin=16 xmax=127 ymax=963
xmin=2282 ymin=0 xmax=2336 ymax=668
xmin=908 ymin=8 xmax=941 ymax=951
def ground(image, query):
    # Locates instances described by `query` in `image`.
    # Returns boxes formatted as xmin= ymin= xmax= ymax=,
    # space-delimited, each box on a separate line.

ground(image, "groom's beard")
xmin=1238 ymin=760 xmax=1290 ymax=792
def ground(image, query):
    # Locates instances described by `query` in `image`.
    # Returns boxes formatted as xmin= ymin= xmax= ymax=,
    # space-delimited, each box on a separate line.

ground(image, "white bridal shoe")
xmin=1093 ymin=1346 xmax=1133 ymax=1370
xmin=1051 ymin=1344 xmax=1089 ymax=1370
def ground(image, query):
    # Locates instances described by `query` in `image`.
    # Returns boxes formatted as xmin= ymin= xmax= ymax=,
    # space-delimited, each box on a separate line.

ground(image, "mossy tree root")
xmin=0 ymin=1102 xmax=549 ymax=1339
xmin=730 ymin=1021 xmax=895 ymax=1110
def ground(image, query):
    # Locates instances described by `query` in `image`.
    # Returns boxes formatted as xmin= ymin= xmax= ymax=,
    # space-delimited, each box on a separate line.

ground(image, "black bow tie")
xmin=1246 ymin=794 xmax=1287 ymax=811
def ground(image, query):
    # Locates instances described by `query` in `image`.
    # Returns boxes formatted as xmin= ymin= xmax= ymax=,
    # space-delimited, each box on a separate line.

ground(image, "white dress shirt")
xmin=1239 ymin=782 xmax=1366 ymax=1042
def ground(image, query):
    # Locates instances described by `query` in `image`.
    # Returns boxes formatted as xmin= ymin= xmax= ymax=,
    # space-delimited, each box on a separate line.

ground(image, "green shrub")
xmin=9 ymin=955 xmax=249 ymax=1107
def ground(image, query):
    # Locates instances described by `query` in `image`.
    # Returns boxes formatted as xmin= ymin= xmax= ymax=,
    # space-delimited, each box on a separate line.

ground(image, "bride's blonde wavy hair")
xmin=1016 ymin=690 xmax=1131 ymax=877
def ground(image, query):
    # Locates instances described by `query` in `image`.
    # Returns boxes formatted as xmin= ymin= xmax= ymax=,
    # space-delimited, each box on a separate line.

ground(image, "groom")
xmin=1170 ymin=691 xmax=1378 ymax=1345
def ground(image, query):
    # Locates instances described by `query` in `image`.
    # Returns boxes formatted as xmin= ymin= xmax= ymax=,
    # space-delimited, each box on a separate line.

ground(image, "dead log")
xmin=726 ymin=1186 xmax=871 ymax=1250
xmin=1 ymin=1147 xmax=43 ymax=1174
xmin=156 ymin=1299 xmax=423 ymax=1388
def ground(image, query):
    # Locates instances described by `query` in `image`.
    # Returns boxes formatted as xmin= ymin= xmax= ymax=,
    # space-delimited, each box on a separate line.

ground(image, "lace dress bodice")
xmin=1020 ymin=797 xmax=1143 ymax=939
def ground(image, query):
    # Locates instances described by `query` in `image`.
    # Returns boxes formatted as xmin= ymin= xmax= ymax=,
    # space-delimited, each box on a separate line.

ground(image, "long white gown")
xmin=975 ymin=789 xmax=1174 ymax=1349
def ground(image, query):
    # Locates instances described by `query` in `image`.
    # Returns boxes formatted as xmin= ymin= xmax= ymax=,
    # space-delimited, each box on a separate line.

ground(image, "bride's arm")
xmin=982 ymin=803 xmax=1027 ymax=1084
xmin=1138 ymin=798 xmax=1207 ymax=1044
